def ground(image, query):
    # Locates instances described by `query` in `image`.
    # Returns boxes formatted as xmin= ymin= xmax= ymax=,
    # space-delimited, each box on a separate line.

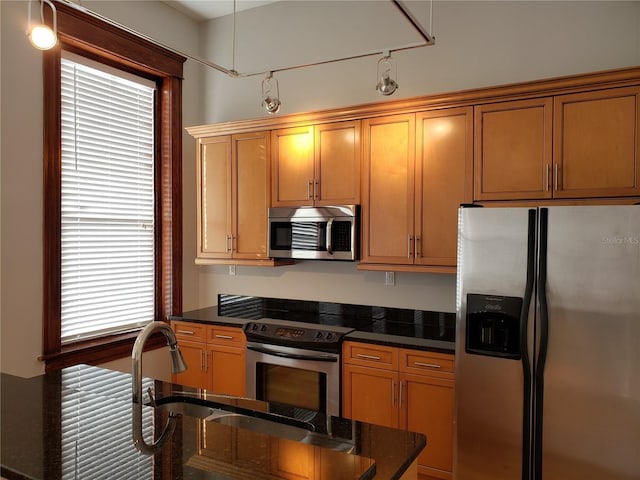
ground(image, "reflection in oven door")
xmin=245 ymin=342 xmax=340 ymax=417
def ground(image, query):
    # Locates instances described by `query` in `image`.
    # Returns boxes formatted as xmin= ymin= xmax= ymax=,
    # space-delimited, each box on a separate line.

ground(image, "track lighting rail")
xmin=52 ymin=0 xmax=434 ymax=79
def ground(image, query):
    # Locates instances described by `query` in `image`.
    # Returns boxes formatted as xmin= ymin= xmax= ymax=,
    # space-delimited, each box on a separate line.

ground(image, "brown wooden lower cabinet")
xmin=171 ymin=321 xmax=246 ymax=396
xmin=343 ymin=341 xmax=455 ymax=480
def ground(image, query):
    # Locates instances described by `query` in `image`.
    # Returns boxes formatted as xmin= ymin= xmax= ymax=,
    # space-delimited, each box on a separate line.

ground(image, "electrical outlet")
xmin=229 ymin=265 xmax=236 ymax=276
xmin=385 ymin=271 xmax=395 ymax=286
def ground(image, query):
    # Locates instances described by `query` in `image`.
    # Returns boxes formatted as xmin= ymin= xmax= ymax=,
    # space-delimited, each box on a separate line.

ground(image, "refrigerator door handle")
xmin=520 ymin=208 xmax=537 ymax=480
xmin=534 ymin=207 xmax=550 ymax=480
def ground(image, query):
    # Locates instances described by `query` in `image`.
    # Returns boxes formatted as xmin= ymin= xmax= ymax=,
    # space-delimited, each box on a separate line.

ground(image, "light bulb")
xmin=29 ymin=24 xmax=57 ymax=50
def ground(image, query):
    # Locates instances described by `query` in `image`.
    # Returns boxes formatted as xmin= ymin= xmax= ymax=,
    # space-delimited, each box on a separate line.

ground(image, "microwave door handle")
xmin=326 ymin=218 xmax=334 ymax=255
xmin=247 ymin=344 xmax=338 ymax=362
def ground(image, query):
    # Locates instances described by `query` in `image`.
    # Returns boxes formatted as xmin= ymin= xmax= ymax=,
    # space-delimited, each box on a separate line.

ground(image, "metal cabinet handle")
xmin=391 ymin=380 xmax=396 ymax=407
xmin=307 ymin=179 xmax=312 ymax=200
xmin=399 ymin=381 xmax=403 ymax=408
xmin=231 ymin=235 xmax=236 ymax=252
xmin=545 ymin=164 xmax=550 ymax=191
xmin=414 ymin=361 xmax=441 ymax=369
xmin=414 ymin=235 xmax=420 ymax=259
xmin=407 ymin=235 xmax=413 ymax=258
xmin=177 ymin=330 xmax=194 ymax=335
xmin=215 ymin=334 xmax=234 ymax=340
xmin=314 ymin=180 xmax=319 ymax=200
xmin=554 ymin=164 xmax=559 ymax=191
xmin=199 ymin=351 xmax=204 ymax=371
xmin=226 ymin=234 xmax=232 ymax=253
xmin=356 ymin=353 xmax=381 ymax=360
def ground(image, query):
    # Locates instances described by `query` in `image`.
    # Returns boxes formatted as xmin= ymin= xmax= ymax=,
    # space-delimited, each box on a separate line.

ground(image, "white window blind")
xmin=60 ymin=53 xmax=156 ymax=343
xmin=61 ymin=365 xmax=154 ymax=479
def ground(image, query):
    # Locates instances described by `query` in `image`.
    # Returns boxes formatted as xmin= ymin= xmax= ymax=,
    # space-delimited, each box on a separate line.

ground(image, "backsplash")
xmin=218 ymin=294 xmax=455 ymax=342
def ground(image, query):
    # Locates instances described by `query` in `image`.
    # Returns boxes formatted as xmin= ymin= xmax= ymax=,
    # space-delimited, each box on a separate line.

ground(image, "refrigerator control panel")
xmin=466 ymin=294 xmax=522 ymax=359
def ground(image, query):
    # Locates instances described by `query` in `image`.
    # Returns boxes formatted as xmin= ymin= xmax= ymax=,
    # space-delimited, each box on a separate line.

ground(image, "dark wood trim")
xmin=53 ymin=0 xmax=185 ymax=78
xmin=42 ymin=1 xmax=184 ymax=371
xmin=42 ymin=46 xmax=62 ymax=358
xmin=42 ymin=333 xmax=168 ymax=373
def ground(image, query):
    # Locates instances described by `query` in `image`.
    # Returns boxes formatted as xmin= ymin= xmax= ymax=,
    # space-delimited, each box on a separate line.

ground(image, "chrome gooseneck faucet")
xmin=131 ymin=321 xmax=187 ymax=454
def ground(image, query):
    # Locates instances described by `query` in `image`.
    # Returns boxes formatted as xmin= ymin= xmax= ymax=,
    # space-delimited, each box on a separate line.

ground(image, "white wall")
xmin=2 ymin=0 xmax=639 ymax=379
xmin=201 ymin=1 xmax=640 ymax=122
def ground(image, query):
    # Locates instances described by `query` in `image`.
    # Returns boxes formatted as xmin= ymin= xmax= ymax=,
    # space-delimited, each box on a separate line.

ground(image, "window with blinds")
xmin=61 ymin=366 xmax=154 ymax=479
xmin=60 ymin=53 xmax=156 ymax=344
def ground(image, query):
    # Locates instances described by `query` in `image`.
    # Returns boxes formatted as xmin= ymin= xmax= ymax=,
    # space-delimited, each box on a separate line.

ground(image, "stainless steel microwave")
xmin=268 ymin=205 xmax=359 ymax=261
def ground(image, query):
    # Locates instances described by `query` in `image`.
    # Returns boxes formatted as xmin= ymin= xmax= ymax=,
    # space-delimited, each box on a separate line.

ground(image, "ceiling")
xmin=165 ymin=0 xmax=280 ymax=21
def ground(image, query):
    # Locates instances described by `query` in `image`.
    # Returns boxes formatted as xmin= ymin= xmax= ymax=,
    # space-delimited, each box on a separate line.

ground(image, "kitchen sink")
xmin=152 ymin=395 xmax=355 ymax=452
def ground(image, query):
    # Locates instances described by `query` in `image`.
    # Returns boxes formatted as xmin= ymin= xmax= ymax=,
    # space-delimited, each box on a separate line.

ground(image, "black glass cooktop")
xmin=218 ymin=294 xmax=455 ymax=342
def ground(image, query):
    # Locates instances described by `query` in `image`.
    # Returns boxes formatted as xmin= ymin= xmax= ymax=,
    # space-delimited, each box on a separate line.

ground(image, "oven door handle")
xmin=247 ymin=344 xmax=338 ymax=362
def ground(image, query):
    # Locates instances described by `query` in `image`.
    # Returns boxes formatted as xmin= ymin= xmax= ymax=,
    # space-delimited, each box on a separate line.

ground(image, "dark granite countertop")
xmin=169 ymin=295 xmax=455 ymax=354
xmin=1 ymin=365 xmax=425 ymax=480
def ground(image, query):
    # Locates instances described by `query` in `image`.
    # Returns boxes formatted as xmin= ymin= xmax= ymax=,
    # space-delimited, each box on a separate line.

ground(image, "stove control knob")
xmin=315 ymin=332 xmax=324 ymax=340
xmin=260 ymin=324 xmax=267 ymax=332
xmin=251 ymin=323 xmax=258 ymax=331
xmin=326 ymin=332 xmax=334 ymax=341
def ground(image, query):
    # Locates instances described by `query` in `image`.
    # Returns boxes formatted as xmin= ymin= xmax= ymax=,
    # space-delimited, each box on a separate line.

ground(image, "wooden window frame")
xmin=42 ymin=1 xmax=184 ymax=371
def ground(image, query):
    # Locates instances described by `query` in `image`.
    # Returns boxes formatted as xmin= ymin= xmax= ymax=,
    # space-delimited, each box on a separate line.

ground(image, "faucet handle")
xmin=147 ymin=387 xmax=157 ymax=408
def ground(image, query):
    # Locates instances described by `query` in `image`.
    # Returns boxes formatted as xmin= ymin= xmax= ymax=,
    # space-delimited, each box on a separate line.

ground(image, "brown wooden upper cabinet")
xmin=271 ymin=121 xmax=361 ymax=207
xmin=474 ymin=86 xmax=640 ymax=201
xmin=553 ymin=86 xmax=640 ymax=198
xmin=196 ymin=131 xmax=271 ymax=263
xmin=361 ymin=109 xmax=472 ymax=272
xmin=474 ymin=97 xmax=553 ymax=201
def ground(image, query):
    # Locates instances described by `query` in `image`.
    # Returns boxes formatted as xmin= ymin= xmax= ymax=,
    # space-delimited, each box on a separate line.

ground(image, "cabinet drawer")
xmin=172 ymin=321 xmax=206 ymax=342
xmin=343 ymin=341 xmax=398 ymax=370
xmin=207 ymin=325 xmax=246 ymax=346
xmin=400 ymin=349 xmax=454 ymax=377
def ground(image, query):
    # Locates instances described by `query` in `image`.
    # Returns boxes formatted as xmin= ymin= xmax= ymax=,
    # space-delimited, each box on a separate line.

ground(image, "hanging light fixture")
xmin=27 ymin=0 xmax=58 ymax=50
xmin=261 ymin=72 xmax=281 ymax=114
xmin=376 ymin=53 xmax=398 ymax=96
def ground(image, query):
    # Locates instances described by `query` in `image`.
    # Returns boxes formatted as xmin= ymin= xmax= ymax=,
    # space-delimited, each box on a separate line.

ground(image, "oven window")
xmin=256 ymin=363 xmax=326 ymax=413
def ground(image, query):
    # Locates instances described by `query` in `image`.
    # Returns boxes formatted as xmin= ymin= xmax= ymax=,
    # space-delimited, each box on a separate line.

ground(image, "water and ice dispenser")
xmin=466 ymin=294 xmax=523 ymax=359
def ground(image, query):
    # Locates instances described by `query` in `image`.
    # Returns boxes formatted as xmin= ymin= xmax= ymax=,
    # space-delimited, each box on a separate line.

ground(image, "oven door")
xmin=245 ymin=342 xmax=340 ymax=417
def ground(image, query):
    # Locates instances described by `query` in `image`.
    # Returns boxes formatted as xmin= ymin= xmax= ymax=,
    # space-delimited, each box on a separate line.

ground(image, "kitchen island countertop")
xmin=1 ymin=364 xmax=425 ymax=480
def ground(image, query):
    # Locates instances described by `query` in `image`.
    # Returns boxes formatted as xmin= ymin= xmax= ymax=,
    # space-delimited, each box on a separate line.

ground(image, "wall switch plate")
xmin=229 ymin=265 xmax=236 ymax=276
xmin=385 ymin=271 xmax=395 ymax=286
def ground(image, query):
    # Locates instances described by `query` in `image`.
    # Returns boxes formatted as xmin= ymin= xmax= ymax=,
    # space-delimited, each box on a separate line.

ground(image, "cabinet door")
xmin=271 ymin=126 xmax=314 ymax=206
xmin=415 ymin=108 xmax=473 ymax=267
xmin=232 ymin=131 xmax=271 ymax=259
xmin=172 ymin=339 xmax=207 ymax=389
xmin=361 ymin=114 xmax=416 ymax=264
xmin=207 ymin=344 xmax=246 ymax=396
xmin=314 ymin=121 xmax=361 ymax=205
xmin=400 ymin=373 xmax=454 ymax=478
xmin=553 ymin=86 xmax=640 ymax=198
xmin=474 ymin=98 xmax=553 ymax=201
xmin=197 ymin=136 xmax=232 ymax=258
xmin=342 ymin=363 xmax=398 ymax=428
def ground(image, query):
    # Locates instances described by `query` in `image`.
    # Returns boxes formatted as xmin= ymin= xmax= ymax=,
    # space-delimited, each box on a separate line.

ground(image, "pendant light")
xmin=261 ymin=72 xmax=281 ymax=114
xmin=376 ymin=54 xmax=398 ymax=96
xmin=27 ymin=0 xmax=58 ymax=50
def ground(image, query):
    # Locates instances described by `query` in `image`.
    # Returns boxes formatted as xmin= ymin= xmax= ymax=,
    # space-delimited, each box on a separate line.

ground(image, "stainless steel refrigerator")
xmin=454 ymin=205 xmax=640 ymax=480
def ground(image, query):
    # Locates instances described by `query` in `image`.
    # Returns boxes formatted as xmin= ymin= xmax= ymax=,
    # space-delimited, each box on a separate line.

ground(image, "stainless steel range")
xmin=244 ymin=319 xmax=357 ymax=418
